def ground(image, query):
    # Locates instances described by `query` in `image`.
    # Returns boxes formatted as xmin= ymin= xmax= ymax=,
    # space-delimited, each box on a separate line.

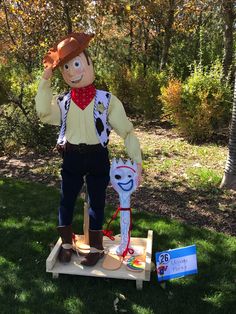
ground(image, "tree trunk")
xmin=143 ymin=24 xmax=149 ymax=77
xmin=128 ymin=18 xmax=134 ymax=69
xmin=62 ymin=0 xmax=73 ymax=34
xmin=159 ymin=0 xmax=175 ymax=71
xmin=221 ymin=0 xmax=235 ymax=81
xmin=194 ymin=12 xmax=202 ymax=64
xmin=220 ymin=74 xmax=236 ymax=189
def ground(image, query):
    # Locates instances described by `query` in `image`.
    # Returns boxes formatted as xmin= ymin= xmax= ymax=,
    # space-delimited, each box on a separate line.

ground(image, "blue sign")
xmin=155 ymin=245 xmax=198 ymax=282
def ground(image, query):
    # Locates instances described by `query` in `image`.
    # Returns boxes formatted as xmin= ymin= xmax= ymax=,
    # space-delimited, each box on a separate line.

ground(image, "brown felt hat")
xmin=43 ymin=32 xmax=94 ymax=69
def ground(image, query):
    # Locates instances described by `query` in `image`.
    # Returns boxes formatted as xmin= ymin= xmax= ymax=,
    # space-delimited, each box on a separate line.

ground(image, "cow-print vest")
xmin=57 ymin=90 xmax=112 ymax=147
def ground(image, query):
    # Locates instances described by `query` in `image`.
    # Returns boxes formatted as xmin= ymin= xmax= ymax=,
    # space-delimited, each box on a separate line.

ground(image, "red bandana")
xmin=71 ymin=84 xmax=96 ymax=110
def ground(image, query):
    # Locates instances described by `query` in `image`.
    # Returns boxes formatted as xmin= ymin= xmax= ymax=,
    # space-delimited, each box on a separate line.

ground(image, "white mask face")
xmin=110 ymin=158 xmax=138 ymax=196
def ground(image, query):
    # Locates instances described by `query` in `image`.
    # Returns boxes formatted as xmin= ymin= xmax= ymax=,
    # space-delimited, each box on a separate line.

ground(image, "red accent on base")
xmin=102 ymin=207 xmax=133 ymax=258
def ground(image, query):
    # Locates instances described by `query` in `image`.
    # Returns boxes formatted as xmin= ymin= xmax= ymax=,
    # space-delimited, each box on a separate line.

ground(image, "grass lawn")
xmin=0 ymin=177 xmax=235 ymax=314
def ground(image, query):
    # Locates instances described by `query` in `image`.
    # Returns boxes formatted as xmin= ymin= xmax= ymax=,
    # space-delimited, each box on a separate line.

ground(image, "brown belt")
xmin=65 ymin=142 xmax=104 ymax=153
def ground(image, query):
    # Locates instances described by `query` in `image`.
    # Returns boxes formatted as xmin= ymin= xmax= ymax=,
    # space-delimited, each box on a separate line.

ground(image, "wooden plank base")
xmin=46 ymin=230 xmax=153 ymax=290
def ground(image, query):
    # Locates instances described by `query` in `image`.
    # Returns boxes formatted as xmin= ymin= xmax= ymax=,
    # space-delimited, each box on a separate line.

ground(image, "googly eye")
xmin=73 ymin=59 xmax=81 ymax=68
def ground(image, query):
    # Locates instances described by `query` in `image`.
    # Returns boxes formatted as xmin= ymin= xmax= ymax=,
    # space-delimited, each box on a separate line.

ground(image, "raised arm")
xmin=35 ymin=67 xmax=61 ymax=126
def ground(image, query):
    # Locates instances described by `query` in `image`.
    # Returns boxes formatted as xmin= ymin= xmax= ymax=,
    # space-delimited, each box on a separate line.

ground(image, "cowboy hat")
xmin=43 ymin=32 xmax=94 ymax=69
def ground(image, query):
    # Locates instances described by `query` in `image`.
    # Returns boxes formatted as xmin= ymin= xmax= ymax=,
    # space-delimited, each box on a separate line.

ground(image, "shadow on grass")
xmin=0 ymin=178 xmax=235 ymax=314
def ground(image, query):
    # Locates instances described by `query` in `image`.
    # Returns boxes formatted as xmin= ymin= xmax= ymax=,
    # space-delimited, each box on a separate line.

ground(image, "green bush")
xmin=102 ymin=65 xmax=168 ymax=119
xmin=160 ymin=62 xmax=232 ymax=142
xmin=0 ymin=63 xmax=57 ymax=153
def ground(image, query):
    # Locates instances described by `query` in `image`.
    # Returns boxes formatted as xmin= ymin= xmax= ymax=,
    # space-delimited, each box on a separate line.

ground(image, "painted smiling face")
xmin=60 ymin=52 xmax=95 ymax=88
xmin=110 ymin=158 xmax=138 ymax=196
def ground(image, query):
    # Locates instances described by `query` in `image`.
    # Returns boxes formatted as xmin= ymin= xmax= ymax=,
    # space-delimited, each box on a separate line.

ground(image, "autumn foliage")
xmin=0 ymin=0 xmax=235 ymax=151
xmin=160 ymin=64 xmax=232 ymax=141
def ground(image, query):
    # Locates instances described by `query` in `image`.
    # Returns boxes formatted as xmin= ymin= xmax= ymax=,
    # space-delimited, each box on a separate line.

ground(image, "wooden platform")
xmin=46 ymin=230 xmax=153 ymax=290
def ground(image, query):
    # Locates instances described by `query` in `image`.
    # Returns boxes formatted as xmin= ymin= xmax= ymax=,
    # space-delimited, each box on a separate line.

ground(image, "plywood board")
xmin=46 ymin=230 xmax=153 ymax=285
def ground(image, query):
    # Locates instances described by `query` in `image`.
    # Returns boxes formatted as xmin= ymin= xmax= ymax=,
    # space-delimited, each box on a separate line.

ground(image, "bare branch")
xmin=3 ymin=2 xmax=17 ymax=46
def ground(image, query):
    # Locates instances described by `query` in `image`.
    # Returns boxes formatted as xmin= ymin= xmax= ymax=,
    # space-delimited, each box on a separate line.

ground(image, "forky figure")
xmin=103 ymin=158 xmax=139 ymax=258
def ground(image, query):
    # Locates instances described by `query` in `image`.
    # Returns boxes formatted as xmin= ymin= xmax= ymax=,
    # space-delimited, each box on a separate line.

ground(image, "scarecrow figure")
xmin=35 ymin=33 xmax=142 ymax=266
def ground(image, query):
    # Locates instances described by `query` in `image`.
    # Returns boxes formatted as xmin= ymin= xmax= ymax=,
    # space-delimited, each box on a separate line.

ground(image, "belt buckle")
xmin=78 ymin=143 xmax=87 ymax=153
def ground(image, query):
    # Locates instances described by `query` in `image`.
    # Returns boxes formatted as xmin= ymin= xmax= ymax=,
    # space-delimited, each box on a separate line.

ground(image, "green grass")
xmin=142 ymin=136 xmax=227 ymax=181
xmin=185 ymin=167 xmax=222 ymax=189
xmin=0 ymin=178 xmax=235 ymax=314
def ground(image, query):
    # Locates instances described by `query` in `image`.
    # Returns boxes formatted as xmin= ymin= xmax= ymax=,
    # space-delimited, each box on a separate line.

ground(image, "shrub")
xmin=0 ymin=63 xmax=57 ymax=154
xmin=105 ymin=65 xmax=168 ymax=119
xmin=160 ymin=62 xmax=232 ymax=142
xmin=160 ymin=78 xmax=182 ymax=120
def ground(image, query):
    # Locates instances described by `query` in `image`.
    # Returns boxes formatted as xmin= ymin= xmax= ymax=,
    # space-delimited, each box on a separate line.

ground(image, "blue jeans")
xmin=58 ymin=147 xmax=110 ymax=230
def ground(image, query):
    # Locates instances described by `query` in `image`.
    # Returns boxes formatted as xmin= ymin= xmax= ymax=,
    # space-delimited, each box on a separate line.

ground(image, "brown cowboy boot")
xmin=80 ymin=230 xmax=104 ymax=266
xmin=57 ymin=225 xmax=73 ymax=263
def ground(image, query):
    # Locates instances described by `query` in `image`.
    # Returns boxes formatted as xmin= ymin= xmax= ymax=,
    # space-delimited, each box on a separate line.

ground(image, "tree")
xmin=221 ymin=0 xmax=235 ymax=82
xmin=219 ymin=0 xmax=236 ymax=188
xmin=159 ymin=0 xmax=176 ymax=70
xmin=220 ymin=74 xmax=236 ymax=189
